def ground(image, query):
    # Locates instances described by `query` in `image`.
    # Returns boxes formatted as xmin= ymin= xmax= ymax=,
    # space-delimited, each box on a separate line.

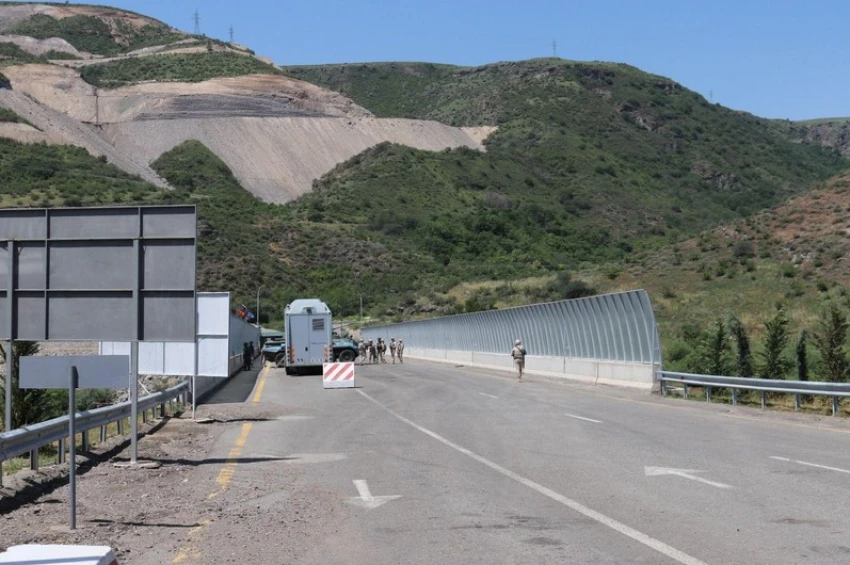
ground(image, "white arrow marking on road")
xmin=347 ymin=480 xmax=401 ymax=510
xmin=771 ymin=456 xmax=850 ymax=475
xmin=644 ymin=467 xmax=732 ymax=489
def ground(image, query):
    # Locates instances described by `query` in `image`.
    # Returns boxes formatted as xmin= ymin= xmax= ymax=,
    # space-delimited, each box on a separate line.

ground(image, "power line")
xmin=193 ymin=9 xmax=201 ymax=35
xmin=229 ymin=25 xmax=234 ymax=43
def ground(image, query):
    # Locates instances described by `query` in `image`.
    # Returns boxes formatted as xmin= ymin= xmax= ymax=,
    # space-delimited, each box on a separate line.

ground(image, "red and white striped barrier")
xmin=0 ymin=546 xmax=119 ymax=565
xmin=323 ymin=362 xmax=355 ymax=389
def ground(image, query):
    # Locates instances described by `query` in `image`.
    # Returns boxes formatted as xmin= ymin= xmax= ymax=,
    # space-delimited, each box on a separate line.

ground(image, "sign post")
xmin=68 ymin=365 xmax=78 ymax=530
xmin=20 ymin=354 xmax=129 ymax=530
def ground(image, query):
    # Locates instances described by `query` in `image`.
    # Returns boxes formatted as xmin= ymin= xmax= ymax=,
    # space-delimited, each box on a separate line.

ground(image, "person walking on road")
xmin=378 ymin=338 xmax=387 ymax=364
xmin=397 ymin=340 xmax=405 ymax=364
xmin=511 ymin=339 xmax=527 ymax=381
xmin=368 ymin=340 xmax=378 ymax=364
xmin=389 ymin=338 xmax=397 ymax=364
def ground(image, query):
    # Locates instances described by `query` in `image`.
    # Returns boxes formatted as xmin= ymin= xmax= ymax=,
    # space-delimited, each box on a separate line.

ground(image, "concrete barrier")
xmin=405 ymin=347 xmax=654 ymax=390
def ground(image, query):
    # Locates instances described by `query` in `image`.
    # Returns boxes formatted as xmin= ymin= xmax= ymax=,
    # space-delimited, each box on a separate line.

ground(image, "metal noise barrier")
xmin=0 ymin=382 xmax=189 ymax=464
xmin=362 ymin=290 xmax=661 ymax=364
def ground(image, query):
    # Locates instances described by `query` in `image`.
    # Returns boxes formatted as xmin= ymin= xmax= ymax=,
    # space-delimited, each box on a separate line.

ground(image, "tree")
xmin=0 ymin=341 xmax=54 ymax=430
xmin=554 ymin=271 xmax=596 ymax=300
xmin=704 ymin=318 xmax=731 ymax=375
xmin=730 ymin=316 xmax=753 ymax=377
xmin=759 ymin=309 xmax=791 ymax=379
xmin=813 ymin=305 xmax=849 ymax=383
xmin=796 ymin=330 xmax=809 ymax=382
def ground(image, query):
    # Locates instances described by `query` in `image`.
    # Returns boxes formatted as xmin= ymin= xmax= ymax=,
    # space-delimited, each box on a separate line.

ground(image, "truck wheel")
xmin=338 ymin=349 xmax=356 ymax=362
xmin=275 ymin=353 xmax=286 ymax=368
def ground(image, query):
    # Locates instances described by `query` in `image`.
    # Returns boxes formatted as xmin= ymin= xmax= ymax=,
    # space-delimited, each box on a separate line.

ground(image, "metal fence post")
xmin=794 ymin=394 xmax=800 ymax=412
xmin=706 ymin=386 xmax=712 ymax=403
xmin=761 ymin=391 xmax=766 ymax=409
xmin=833 ymin=397 xmax=839 ymax=417
xmin=731 ymin=388 xmax=738 ymax=406
xmin=81 ymin=428 xmax=89 ymax=452
xmin=141 ymin=409 xmax=147 ymax=424
xmin=100 ymin=425 xmax=107 ymax=443
xmin=683 ymin=384 xmax=689 ymax=399
xmin=30 ymin=448 xmax=39 ymax=471
xmin=58 ymin=438 xmax=66 ymax=464
xmin=160 ymin=403 xmax=166 ymax=418
xmin=117 ymin=418 xmax=124 ymax=435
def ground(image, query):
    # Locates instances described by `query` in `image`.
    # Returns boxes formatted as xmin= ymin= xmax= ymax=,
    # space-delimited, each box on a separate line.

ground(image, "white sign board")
xmin=20 ymin=356 xmax=129 ymax=389
xmin=99 ymin=292 xmax=233 ymax=377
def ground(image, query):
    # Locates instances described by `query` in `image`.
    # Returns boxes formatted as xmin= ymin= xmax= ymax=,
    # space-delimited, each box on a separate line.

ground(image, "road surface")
xmin=168 ymin=359 xmax=850 ymax=564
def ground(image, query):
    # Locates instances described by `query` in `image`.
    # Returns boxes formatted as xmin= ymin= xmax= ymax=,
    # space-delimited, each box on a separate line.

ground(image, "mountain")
xmin=1 ymin=3 xmax=849 ymax=337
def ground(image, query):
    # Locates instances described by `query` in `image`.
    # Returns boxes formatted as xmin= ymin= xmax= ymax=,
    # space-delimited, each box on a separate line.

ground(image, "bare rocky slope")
xmin=0 ymin=4 xmax=490 ymax=201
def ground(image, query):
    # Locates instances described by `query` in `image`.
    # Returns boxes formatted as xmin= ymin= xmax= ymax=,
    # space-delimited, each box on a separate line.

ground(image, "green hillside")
xmin=7 ymin=11 xmax=183 ymax=56
xmin=80 ymin=51 xmax=282 ymax=87
xmin=283 ymin=59 xmax=847 ymax=289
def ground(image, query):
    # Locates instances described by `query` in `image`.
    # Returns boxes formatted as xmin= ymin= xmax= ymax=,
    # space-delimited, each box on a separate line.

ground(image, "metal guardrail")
xmin=659 ymin=371 xmax=850 ymax=415
xmin=0 ymin=381 xmax=189 ymax=474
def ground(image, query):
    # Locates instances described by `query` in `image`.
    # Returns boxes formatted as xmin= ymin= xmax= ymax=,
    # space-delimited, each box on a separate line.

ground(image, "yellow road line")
xmin=171 ymin=520 xmax=211 ymax=563
xmin=252 ymin=364 xmax=271 ymax=404
xmin=207 ymin=421 xmax=254 ymax=500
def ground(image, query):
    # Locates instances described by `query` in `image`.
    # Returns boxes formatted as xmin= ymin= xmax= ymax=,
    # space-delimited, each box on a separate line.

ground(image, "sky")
xmin=37 ymin=1 xmax=850 ymax=120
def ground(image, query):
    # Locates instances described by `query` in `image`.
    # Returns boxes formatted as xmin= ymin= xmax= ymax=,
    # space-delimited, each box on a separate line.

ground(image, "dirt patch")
xmin=0 ymin=121 xmax=67 ymax=145
xmin=0 ymin=400 xmax=336 ymax=564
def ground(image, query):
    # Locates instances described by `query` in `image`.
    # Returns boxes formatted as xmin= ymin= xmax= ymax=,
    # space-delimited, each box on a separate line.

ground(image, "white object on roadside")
xmin=0 ymin=545 xmax=119 ymax=565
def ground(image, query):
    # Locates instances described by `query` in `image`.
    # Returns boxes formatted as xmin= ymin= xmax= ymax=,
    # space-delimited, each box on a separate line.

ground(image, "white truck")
xmin=284 ymin=298 xmax=332 ymax=375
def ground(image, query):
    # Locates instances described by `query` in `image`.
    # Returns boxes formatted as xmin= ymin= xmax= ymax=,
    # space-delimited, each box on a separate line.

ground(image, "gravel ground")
xmin=0 ymin=400 xmax=338 ymax=564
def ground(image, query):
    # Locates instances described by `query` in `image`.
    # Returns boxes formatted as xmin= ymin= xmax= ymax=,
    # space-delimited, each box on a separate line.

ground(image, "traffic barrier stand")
xmin=323 ymin=362 xmax=355 ymax=389
xmin=0 ymin=545 xmax=120 ymax=565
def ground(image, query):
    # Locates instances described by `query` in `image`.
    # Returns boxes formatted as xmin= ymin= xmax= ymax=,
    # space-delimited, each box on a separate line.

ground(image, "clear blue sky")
xmin=56 ymin=1 xmax=850 ymax=120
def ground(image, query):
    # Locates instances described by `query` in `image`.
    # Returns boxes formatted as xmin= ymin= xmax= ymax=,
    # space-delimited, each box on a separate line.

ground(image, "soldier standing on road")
xmin=358 ymin=340 xmax=368 ymax=365
xmin=378 ymin=338 xmax=387 ymax=364
xmin=389 ymin=338 xmax=397 ymax=364
xmin=511 ymin=339 xmax=527 ymax=381
xmin=397 ymin=340 xmax=405 ymax=364
xmin=368 ymin=340 xmax=377 ymax=364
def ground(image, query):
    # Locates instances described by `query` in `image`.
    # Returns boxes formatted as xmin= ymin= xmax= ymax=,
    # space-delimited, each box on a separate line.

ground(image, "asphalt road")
xmin=191 ymin=360 xmax=850 ymax=564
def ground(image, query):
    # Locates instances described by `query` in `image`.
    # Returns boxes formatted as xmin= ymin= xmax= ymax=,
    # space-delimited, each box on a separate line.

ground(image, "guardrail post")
xmin=706 ymin=386 xmax=712 ymax=403
xmin=794 ymin=394 xmax=800 ymax=412
xmin=761 ymin=391 xmax=766 ymax=409
xmin=81 ymin=429 xmax=89 ymax=452
xmin=160 ymin=403 xmax=166 ymax=418
xmin=683 ymin=384 xmax=689 ymax=399
xmin=117 ymin=418 xmax=124 ymax=435
xmin=141 ymin=409 xmax=147 ymax=424
xmin=660 ymin=379 xmax=667 ymax=396
xmin=832 ymin=397 xmax=839 ymax=417
xmin=731 ymin=388 xmax=738 ymax=406
xmin=30 ymin=448 xmax=39 ymax=471
xmin=58 ymin=438 xmax=66 ymax=464
xmin=100 ymin=425 xmax=107 ymax=443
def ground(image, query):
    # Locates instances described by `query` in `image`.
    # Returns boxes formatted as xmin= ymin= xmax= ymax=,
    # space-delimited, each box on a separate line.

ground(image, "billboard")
xmin=0 ymin=206 xmax=196 ymax=341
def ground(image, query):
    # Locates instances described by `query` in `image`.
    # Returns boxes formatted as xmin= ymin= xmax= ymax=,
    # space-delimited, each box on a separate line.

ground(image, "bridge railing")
xmin=658 ymin=371 xmax=850 ymax=415
xmin=0 ymin=381 xmax=188 ymax=483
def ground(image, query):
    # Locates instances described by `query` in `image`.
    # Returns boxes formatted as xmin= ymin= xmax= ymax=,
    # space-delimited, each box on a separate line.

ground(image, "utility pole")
xmin=256 ymin=285 xmax=264 ymax=327
xmin=552 ymin=40 xmax=557 ymax=58
xmin=193 ymin=9 xmax=201 ymax=35
xmin=229 ymin=25 xmax=234 ymax=43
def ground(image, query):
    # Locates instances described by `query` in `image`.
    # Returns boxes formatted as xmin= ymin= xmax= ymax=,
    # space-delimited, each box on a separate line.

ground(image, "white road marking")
xmin=644 ymin=466 xmax=732 ymax=489
xmin=276 ymin=416 xmax=315 ymax=421
xmin=771 ymin=456 xmax=850 ymax=475
xmin=348 ymin=479 xmax=402 ymax=510
xmin=479 ymin=392 xmax=498 ymax=399
xmin=357 ymin=389 xmax=709 ymax=565
xmin=564 ymin=413 xmax=603 ymax=423
xmin=285 ymin=453 xmax=347 ymax=464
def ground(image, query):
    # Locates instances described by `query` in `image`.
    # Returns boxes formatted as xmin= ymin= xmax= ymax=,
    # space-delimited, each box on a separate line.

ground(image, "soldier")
xmin=389 ymin=338 xmax=397 ymax=364
xmin=368 ymin=340 xmax=377 ymax=364
xmin=397 ymin=340 xmax=405 ymax=364
xmin=378 ymin=338 xmax=387 ymax=364
xmin=242 ymin=342 xmax=251 ymax=371
xmin=511 ymin=339 xmax=527 ymax=381
xmin=358 ymin=340 xmax=368 ymax=365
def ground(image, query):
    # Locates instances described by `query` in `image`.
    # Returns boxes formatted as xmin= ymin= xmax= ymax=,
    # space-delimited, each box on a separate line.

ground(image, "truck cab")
xmin=284 ymin=299 xmax=332 ymax=375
